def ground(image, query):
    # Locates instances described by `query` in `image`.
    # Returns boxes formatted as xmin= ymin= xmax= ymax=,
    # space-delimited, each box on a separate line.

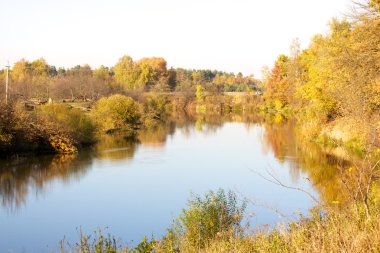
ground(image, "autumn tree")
xmin=264 ymin=54 xmax=292 ymax=108
xmin=114 ymin=55 xmax=145 ymax=91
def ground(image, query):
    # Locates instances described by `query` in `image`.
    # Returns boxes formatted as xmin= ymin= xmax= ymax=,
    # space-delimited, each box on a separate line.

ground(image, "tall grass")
xmin=60 ymin=188 xmax=380 ymax=253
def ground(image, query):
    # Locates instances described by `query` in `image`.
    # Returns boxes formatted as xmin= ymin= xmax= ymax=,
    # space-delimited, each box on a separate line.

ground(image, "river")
xmin=0 ymin=115 xmax=341 ymax=252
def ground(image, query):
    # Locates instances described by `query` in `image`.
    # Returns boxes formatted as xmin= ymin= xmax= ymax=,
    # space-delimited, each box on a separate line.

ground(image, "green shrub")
xmin=161 ymin=189 xmax=247 ymax=251
xmin=92 ymin=94 xmax=141 ymax=134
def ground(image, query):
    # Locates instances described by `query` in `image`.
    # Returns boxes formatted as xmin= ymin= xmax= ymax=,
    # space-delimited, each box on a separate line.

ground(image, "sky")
xmin=0 ymin=0 xmax=353 ymax=78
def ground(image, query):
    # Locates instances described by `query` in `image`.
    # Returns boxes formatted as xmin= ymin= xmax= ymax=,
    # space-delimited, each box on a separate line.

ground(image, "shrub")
xmin=0 ymin=102 xmax=93 ymax=155
xmin=38 ymin=103 xmax=95 ymax=145
xmin=160 ymin=189 xmax=247 ymax=251
xmin=140 ymin=94 xmax=169 ymax=128
xmin=92 ymin=94 xmax=141 ymax=134
xmin=0 ymin=102 xmax=16 ymax=144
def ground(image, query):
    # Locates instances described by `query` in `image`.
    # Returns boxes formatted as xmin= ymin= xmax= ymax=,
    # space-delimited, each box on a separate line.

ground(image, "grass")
xmin=59 ymin=188 xmax=380 ymax=253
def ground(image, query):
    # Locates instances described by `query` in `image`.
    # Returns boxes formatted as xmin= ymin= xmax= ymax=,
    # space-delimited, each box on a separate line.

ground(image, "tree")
xmin=264 ymin=54 xmax=292 ymax=107
xmin=12 ymin=59 xmax=31 ymax=82
xmin=136 ymin=57 xmax=167 ymax=77
xmin=30 ymin=58 xmax=50 ymax=77
xmin=93 ymin=65 xmax=113 ymax=82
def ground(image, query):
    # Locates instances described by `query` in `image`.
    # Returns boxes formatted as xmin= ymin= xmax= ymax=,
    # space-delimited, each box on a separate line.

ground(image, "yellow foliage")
xmin=91 ymin=94 xmax=140 ymax=133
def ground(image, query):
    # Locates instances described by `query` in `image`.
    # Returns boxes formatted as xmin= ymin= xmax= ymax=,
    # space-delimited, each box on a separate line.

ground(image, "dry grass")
xmin=155 ymin=207 xmax=380 ymax=253
xmin=61 ymin=189 xmax=380 ymax=253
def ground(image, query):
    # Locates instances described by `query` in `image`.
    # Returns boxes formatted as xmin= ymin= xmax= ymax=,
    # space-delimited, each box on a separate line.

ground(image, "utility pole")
xmin=5 ymin=61 xmax=10 ymax=104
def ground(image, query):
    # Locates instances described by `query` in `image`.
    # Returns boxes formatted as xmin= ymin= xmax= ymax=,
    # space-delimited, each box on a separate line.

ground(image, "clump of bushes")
xmin=91 ymin=94 xmax=172 ymax=135
xmin=0 ymin=102 xmax=17 ymax=144
xmin=38 ymin=103 xmax=96 ymax=145
xmin=0 ymin=101 xmax=96 ymax=156
xmin=0 ymin=94 xmax=173 ymax=156
xmin=0 ymin=101 xmax=53 ymax=155
xmin=91 ymin=94 xmax=141 ymax=136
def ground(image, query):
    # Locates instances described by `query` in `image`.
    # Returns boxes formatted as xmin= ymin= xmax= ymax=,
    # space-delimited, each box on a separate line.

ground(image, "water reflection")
xmin=137 ymin=121 xmax=176 ymax=148
xmin=1 ymin=112 xmax=367 ymax=253
xmin=94 ymin=134 xmax=138 ymax=161
xmin=262 ymin=120 xmax=355 ymax=206
xmin=0 ymin=113 xmax=360 ymax=212
xmin=0 ymin=153 xmax=91 ymax=210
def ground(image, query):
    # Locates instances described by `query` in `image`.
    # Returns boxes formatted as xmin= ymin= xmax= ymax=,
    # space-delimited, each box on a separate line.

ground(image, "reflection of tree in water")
xmin=2 ymin=113 xmax=361 ymax=212
xmin=94 ymin=134 xmax=138 ymax=161
xmin=138 ymin=121 xmax=176 ymax=148
xmin=94 ymin=122 xmax=176 ymax=161
xmin=0 ymin=153 xmax=92 ymax=211
xmin=180 ymin=112 xmax=264 ymax=136
xmin=262 ymin=120 xmax=357 ymax=207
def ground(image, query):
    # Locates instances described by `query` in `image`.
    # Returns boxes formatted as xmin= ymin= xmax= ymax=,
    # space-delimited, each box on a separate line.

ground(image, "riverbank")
xmin=60 ymin=189 xmax=380 ymax=253
xmin=0 ymin=101 xmax=95 ymax=158
xmin=1 ymin=91 xmax=377 ymax=159
xmin=2 ymin=106 xmax=379 ymax=252
xmin=0 ymin=92 xmax=263 ymax=158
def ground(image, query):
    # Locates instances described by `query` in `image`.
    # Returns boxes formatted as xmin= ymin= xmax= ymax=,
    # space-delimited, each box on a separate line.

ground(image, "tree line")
xmin=0 ymin=56 xmax=259 ymax=102
xmin=262 ymin=0 xmax=380 ymax=146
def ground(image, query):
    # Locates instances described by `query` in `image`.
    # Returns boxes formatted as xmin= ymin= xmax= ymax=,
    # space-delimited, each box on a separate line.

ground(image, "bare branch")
xmin=234 ymin=188 xmax=287 ymax=219
xmin=249 ymin=169 xmax=321 ymax=205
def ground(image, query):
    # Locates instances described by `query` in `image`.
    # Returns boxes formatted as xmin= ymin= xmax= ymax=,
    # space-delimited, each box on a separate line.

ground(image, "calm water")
xmin=0 ymin=117 xmax=324 ymax=252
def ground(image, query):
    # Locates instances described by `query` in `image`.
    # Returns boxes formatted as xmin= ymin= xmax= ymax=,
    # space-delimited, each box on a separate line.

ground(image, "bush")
xmin=160 ymin=189 xmax=247 ymax=251
xmin=38 ymin=103 xmax=95 ymax=145
xmin=0 ymin=102 xmax=94 ymax=155
xmin=0 ymin=102 xmax=16 ymax=144
xmin=92 ymin=94 xmax=141 ymax=134
xmin=140 ymin=94 xmax=169 ymax=128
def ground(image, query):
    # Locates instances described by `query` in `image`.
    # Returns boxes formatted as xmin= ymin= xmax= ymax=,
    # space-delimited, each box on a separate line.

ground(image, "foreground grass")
xmin=60 ymin=190 xmax=380 ymax=253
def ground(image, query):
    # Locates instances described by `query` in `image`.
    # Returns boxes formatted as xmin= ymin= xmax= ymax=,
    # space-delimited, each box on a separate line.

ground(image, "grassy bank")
xmin=1 ymin=91 xmax=376 ymax=159
xmin=60 ymin=187 xmax=380 ymax=253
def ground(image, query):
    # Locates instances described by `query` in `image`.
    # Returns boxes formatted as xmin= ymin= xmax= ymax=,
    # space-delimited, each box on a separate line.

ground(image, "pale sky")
xmin=0 ymin=0 xmax=352 ymax=78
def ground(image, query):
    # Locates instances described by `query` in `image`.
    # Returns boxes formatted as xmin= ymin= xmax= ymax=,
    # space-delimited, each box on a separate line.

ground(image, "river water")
xmin=0 ymin=116 xmax=329 ymax=252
